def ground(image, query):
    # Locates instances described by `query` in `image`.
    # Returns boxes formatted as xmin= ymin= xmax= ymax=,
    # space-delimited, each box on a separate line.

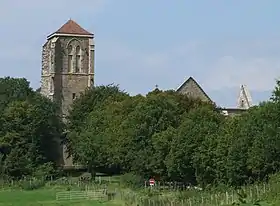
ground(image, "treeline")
xmin=65 ymin=81 xmax=280 ymax=187
xmin=1 ymin=76 xmax=280 ymax=188
xmin=0 ymin=77 xmax=63 ymax=179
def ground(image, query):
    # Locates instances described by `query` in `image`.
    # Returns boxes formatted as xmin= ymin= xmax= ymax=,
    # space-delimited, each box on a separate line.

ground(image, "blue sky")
xmin=0 ymin=0 xmax=280 ymax=107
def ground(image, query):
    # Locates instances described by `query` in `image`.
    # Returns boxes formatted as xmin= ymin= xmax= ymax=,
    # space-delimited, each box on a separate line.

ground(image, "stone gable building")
xmin=40 ymin=19 xmax=95 ymax=168
xmin=41 ymin=19 xmax=94 ymax=119
xmin=177 ymin=77 xmax=253 ymax=116
xmin=176 ymin=77 xmax=212 ymax=103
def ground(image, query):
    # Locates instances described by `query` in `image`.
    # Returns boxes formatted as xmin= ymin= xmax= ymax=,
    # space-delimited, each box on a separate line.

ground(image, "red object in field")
xmin=149 ymin=178 xmax=155 ymax=186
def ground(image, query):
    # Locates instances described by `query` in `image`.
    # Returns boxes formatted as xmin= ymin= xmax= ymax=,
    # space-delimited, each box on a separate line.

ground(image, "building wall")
xmin=54 ymin=36 xmax=94 ymax=117
xmin=41 ymin=41 xmax=52 ymax=100
xmin=40 ymin=34 xmax=94 ymax=167
xmin=177 ymin=78 xmax=211 ymax=102
xmin=177 ymin=78 xmax=250 ymax=116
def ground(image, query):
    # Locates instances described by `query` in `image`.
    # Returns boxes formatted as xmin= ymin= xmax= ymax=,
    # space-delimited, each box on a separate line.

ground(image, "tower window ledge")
xmin=63 ymin=72 xmax=89 ymax=76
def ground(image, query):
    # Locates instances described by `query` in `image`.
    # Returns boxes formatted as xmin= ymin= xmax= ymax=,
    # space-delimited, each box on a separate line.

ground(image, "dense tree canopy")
xmin=0 ymin=77 xmax=63 ymax=179
xmin=65 ymin=80 xmax=280 ymax=187
xmin=2 ymin=76 xmax=280 ymax=188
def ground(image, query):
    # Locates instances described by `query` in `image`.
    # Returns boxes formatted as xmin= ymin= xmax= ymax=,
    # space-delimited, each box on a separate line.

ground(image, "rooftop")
xmin=47 ymin=19 xmax=93 ymax=39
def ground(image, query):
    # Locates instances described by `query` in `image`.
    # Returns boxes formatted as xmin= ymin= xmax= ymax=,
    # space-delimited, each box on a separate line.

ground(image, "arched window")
xmin=75 ymin=46 xmax=82 ymax=73
xmin=68 ymin=45 xmax=73 ymax=73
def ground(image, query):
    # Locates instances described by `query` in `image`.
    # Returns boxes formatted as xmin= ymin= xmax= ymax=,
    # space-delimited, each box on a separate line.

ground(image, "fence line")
xmin=119 ymin=183 xmax=272 ymax=206
xmin=56 ymin=189 xmax=106 ymax=201
xmin=0 ymin=176 xmax=109 ymax=190
xmin=0 ymin=176 xmax=276 ymax=205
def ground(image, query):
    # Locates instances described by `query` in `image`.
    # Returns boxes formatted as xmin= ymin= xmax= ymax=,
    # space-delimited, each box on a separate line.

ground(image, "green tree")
xmin=117 ymin=90 xmax=212 ymax=177
xmin=246 ymin=102 xmax=280 ymax=181
xmin=66 ymin=85 xmax=129 ymax=178
xmin=66 ymin=84 xmax=128 ymax=133
xmin=151 ymin=127 xmax=177 ymax=180
xmin=166 ymin=106 xmax=223 ymax=184
xmin=0 ymin=78 xmax=63 ymax=178
xmin=117 ymin=90 xmax=187 ymax=176
xmin=271 ymin=79 xmax=280 ymax=103
xmin=0 ymin=77 xmax=33 ymax=113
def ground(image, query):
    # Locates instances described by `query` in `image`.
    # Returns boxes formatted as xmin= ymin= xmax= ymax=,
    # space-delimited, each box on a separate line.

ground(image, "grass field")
xmin=1 ymin=173 xmax=280 ymax=206
xmin=0 ymin=189 xmax=120 ymax=206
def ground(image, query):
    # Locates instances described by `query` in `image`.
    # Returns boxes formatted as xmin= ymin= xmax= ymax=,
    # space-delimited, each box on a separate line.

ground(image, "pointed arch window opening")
xmin=75 ymin=46 xmax=82 ymax=73
xmin=68 ymin=45 xmax=74 ymax=73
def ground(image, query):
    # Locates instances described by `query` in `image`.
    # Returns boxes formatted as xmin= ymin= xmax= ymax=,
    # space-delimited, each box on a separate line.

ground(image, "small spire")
xmin=155 ymin=84 xmax=158 ymax=89
xmin=237 ymin=84 xmax=252 ymax=109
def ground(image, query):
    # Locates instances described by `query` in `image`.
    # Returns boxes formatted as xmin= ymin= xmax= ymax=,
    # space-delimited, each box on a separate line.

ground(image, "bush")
xmin=120 ymin=173 xmax=145 ymax=189
xmin=19 ymin=179 xmax=45 ymax=190
xmin=33 ymin=162 xmax=55 ymax=179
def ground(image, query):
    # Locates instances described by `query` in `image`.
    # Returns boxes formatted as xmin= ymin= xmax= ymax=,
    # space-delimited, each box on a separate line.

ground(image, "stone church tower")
xmin=40 ymin=20 xmax=95 ymax=167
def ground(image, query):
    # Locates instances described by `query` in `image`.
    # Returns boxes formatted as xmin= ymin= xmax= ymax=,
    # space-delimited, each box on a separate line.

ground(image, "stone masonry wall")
xmin=55 ymin=36 xmax=94 ymax=167
xmin=41 ymin=34 xmax=94 ymax=168
xmin=177 ymin=79 xmax=210 ymax=102
xmin=40 ymin=41 xmax=51 ymax=98
xmin=54 ymin=36 xmax=92 ymax=117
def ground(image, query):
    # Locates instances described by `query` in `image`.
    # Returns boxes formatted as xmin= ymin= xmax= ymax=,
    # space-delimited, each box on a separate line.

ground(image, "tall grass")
xmin=1 ymin=174 xmax=280 ymax=205
xmin=116 ymin=179 xmax=280 ymax=206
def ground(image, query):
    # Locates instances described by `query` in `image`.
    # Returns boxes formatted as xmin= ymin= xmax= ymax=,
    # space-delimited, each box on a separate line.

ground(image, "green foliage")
xmin=33 ymin=162 xmax=56 ymax=179
xmin=65 ymin=79 xmax=280 ymax=188
xmin=65 ymin=84 xmax=130 ymax=175
xmin=119 ymin=173 xmax=144 ymax=189
xmin=0 ymin=77 xmax=63 ymax=179
xmin=166 ymin=106 xmax=224 ymax=184
xmin=3 ymin=74 xmax=280 ymax=192
xmin=232 ymin=189 xmax=271 ymax=205
xmin=271 ymin=79 xmax=280 ymax=103
xmin=19 ymin=179 xmax=46 ymax=190
xmin=0 ymin=77 xmax=33 ymax=114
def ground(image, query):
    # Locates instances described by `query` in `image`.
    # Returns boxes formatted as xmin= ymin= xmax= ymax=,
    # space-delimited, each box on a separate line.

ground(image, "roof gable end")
xmin=176 ymin=77 xmax=213 ymax=103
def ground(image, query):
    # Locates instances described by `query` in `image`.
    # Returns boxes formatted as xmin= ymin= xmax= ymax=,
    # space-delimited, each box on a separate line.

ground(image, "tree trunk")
xmin=88 ymin=162 xmax=96 ymax=181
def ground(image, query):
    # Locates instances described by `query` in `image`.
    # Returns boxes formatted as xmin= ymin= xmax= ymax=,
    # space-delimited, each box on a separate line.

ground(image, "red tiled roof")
xmin=50 ymin=19 xmax=93 ymax=36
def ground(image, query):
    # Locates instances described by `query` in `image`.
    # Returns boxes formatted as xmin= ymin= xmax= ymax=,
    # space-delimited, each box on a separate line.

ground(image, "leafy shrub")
xmin=120 ymin=173 xmax=144 ymax=189
xmin=19 ymin=179 xmax=45 ymax=190
xmin=33 ymin=162 xmax=55 ymax=179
